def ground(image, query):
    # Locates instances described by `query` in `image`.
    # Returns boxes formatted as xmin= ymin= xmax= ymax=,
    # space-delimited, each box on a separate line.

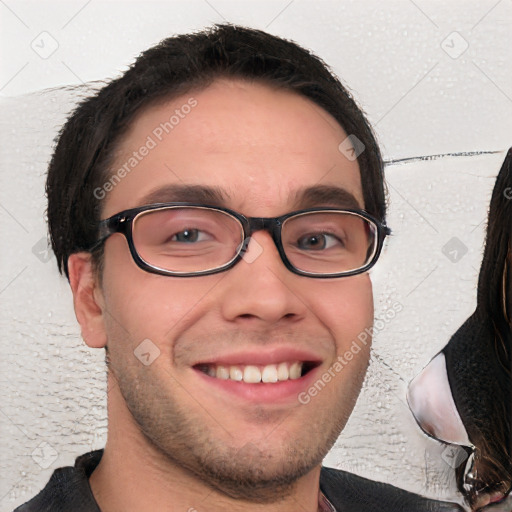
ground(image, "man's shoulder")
xmin=13 ymin=450 xmax=103 ymax=512
xmin=320 ymin=466 xmax=464 ymax=512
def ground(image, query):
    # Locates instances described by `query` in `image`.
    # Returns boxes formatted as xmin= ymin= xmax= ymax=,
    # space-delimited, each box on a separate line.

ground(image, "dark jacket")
xmin=14 ymin=449 xmax=464 ymax=511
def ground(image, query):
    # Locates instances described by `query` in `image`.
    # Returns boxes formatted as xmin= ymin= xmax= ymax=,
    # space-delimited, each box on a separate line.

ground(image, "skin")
xmin=69 ymin=79 xmax=375 ymax=512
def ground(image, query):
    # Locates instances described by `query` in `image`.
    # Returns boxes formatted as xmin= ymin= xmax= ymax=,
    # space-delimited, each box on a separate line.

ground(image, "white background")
xmin=1 ymin=1 xmax=511 ymax=511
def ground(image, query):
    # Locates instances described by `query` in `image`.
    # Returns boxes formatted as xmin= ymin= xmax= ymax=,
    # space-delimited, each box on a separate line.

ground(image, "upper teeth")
xmin=202 ymin=362 xmax=303 ymax=383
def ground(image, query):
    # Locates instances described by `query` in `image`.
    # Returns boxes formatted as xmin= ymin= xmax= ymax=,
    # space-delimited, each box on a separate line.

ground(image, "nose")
xmin=218 ymin=230 xmax=307 ymax=325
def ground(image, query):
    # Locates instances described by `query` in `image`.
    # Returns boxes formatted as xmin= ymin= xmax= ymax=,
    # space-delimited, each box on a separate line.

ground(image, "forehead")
xmin=102 ymin=79 xmax=364 ymax=218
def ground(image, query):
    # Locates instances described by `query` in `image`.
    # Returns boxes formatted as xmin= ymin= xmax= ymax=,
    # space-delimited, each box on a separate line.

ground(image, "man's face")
xmin=93 ymin=79 xmax=374 ymax=499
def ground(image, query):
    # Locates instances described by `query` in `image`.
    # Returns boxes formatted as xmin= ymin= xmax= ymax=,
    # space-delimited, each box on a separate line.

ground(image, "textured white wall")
xmin=1 ymin=1 xmax=511 ymax=511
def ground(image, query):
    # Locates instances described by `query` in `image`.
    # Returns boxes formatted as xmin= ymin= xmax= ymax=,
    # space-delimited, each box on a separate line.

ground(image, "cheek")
xmin=302 ymin=276 xmax=373 ymax=425
xmin=100 ymin=237 xmax=223 ymax=346
xmin=313 ymin=274 xmax=374 ymax=349
xmin=313 ymin=274 xmax=373 ymax=392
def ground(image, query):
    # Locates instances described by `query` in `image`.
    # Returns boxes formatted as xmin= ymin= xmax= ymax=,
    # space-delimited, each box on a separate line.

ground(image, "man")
xmin=15 ymin=24 xmax=463 ymax=511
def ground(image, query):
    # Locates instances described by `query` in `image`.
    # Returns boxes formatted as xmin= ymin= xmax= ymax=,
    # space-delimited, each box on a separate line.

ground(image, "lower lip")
xmin=193 ymin=365 xmax=322 ymax=404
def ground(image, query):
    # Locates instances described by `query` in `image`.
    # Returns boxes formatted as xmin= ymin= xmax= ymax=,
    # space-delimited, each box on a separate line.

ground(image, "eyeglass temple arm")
xmin=89 ymin=216 xmax=125 ymax=250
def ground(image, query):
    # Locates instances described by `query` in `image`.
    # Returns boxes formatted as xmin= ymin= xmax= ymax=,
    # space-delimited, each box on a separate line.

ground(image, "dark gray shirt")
xmin=14 ymin=449 xmax=464 ymax=511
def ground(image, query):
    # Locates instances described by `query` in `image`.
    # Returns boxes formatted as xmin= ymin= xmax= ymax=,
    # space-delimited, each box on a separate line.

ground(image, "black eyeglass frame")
xmin=92 ymin=202 xmax=391 ymax=278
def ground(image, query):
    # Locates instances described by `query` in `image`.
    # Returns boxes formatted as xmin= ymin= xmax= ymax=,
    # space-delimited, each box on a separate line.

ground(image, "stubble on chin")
xmin=107 ymin=361 xmax=353 ymax=503
xmin=105 ymin=321 xmax=369 ymax=504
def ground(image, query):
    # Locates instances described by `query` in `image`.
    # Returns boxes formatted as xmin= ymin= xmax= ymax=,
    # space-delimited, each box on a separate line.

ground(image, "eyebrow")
xmin=137 ymin=184 xmax=362 ymax=211
xmin=291 ymin=185 xmax=361 ymax=210
xmin=138 ymin=184 xmax=229 ymax=207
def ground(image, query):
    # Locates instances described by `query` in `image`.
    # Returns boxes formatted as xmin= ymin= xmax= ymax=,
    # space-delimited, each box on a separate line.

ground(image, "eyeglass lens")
xmin=132 ymin=207 xmax=377 ymax=275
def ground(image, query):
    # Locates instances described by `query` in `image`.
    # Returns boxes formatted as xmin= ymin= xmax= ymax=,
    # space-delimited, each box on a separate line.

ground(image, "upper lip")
xmin=192 ymin=346 xmax=324 ymax=367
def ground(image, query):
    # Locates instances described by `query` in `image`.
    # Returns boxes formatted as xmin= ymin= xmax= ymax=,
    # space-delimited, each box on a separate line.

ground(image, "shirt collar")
xmin=79 ymin=450 xmax=338 ymax=511
xmin=318 ymin=489 xmax=338 ymax=512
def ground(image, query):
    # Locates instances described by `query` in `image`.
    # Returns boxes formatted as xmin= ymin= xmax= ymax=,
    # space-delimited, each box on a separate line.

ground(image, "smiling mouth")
xmin=194 ymin=361 xmax=319 ymax=383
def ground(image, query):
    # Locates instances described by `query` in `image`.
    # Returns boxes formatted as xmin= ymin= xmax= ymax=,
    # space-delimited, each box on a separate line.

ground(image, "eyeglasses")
xmin=92 ymin=202 xmax=391 ymax=278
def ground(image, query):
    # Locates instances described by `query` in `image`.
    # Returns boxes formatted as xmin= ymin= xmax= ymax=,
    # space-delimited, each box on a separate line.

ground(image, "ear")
xmin=68 ymin=252 xmax=108 ymax=349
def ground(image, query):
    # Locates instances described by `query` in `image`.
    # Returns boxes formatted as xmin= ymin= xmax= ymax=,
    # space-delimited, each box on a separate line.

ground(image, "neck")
xmin=89 ymin=373 xmax=323 ymax=512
